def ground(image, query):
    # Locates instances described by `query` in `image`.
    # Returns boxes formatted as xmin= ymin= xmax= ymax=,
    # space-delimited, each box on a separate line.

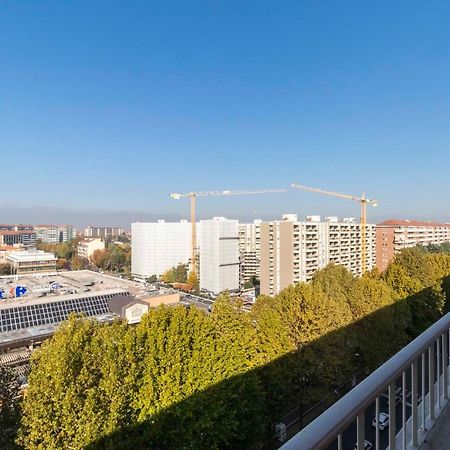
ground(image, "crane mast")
xmin=291 ymin=183 xmax=378 ymax=275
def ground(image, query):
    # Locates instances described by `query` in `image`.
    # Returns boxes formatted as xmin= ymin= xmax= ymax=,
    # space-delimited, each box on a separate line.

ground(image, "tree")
xmin=187 ymin=271 xmax=199 ymax=292
xmin=146 ymin=275 xmax=157 ymax=283
xmin=19 ymin=316 xmax=137 ymax=450
xmin=160 ymin=264 xmax=188 ymax=284
xmin=0 ymin=365 xmax=21 ymax=450
xmin=0 ymin=263 xmax=12 ymax=275
xmin=71 ymin=256 xmax=88 ymax=270
xmin=90 ymin=249 xmax=109 ymax=269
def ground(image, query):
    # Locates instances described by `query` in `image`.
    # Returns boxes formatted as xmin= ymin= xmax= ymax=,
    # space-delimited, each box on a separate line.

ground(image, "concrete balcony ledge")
xmin=420 ymin=397 xmax=450 ymax=450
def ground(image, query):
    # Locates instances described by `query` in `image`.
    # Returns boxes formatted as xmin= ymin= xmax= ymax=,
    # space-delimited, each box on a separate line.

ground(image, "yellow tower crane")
xmin=291 ymin=183 xmax=378 ymax=275
xmin=170 ymin=188 xmax=287 ymax=274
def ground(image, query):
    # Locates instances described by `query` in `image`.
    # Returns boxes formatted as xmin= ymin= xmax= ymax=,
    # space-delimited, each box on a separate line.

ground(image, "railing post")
xmin=389 ymin=382 xmax=397 ymax=450
xmin=437 ymin=336 xmax=441 ymax=409
xmin=429 ymin=345 xmax=435 ymax=420
xmin=443 ymin=333 xmax=448 ymax=400
xmin=422 ymin=352 xmax=426 ymax=431
xmin=356 ymin=411 xmax=365 ymax=450
xmin=411 ymin=360 xmax=418 ymax=447
xmin=375 ymin=396 xmax=380 ymax=450
xmin=402 ymin=371 xmax=407 ymax=449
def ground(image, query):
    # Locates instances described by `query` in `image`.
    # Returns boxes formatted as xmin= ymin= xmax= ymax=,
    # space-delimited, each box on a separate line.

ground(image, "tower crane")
xmin=170 ymin=188 xmax=287 ymax=274
xmin=290 ymin=183 xmax=378 ymax=274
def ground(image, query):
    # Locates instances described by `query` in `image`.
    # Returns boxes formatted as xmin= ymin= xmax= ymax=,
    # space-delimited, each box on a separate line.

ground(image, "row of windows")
xmin=0 ymin=293 xmax=126 ymax=333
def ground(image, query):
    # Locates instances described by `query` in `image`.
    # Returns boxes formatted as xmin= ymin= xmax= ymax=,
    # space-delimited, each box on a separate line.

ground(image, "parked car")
xmin=372 ymin=412 xmax=389 ymax=430
xmin=354 ymin=440 xmax=373 ymax=450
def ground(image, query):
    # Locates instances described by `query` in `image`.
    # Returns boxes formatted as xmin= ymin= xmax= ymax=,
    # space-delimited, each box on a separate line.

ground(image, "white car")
xmin=354 ymin=440 xmax=373 ymax=450
xmin=372 ymin=412 xmax=389 ymax=431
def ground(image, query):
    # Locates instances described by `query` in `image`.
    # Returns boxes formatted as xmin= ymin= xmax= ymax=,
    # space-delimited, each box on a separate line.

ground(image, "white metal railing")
xmin=279 ymin=312 xmax=450 ymax=450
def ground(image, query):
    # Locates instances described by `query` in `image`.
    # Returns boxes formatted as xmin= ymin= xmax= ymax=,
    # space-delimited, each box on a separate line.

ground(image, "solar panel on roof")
xmin=0 ymin=294 xmax=115 ymax=333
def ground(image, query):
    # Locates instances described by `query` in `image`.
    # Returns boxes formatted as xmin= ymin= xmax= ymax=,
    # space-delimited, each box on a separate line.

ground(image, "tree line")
xmin=3 ymin=245 xmax=450 ymax=449
xmin=36 ymin=240 xmax=132 ymax=275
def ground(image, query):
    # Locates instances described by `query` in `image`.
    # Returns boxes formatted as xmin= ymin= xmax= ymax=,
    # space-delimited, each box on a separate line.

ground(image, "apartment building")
xmin=199 ymin=217 xmax=239 ymax=294
xmin=34 ymin=225 xmax=77 ymax=244
xmin=77 ymin=238 xmax=105 ymax=260
xmin=0 ymin=230 xmax=36 ymax=248
xmin=0 ymin=224 xmax=34 ymax=231
xmin=238 ymin=220 xmax=261 ymax=288
xmin=260 ymin=214 xmax=376 ymax=296
xmin=131 ymin=220 xmax=195 ymax=279
xmin=84 ymin=226 xmax=125 ymax=239
xmin=376 ymin=219 xmax=450 ymax=271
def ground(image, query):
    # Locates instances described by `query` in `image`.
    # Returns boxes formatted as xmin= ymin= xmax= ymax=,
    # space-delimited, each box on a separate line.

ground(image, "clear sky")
xmin=1 ymin=1 xmax=450 ymax=224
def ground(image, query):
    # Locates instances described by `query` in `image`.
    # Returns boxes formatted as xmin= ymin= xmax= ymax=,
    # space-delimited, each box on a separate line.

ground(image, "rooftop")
xmin=0 ymin=270 xmax=151 ymax=306
xmin=6 ymin=250 xmax=57 ymax=263
xmin=378 ymin=219 xmax=450 ymax=227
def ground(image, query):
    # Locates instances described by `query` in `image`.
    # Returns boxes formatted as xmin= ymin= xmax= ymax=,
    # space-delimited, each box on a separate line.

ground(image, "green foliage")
xmin=0 ymin=365 xmax=21 ymax=450
xmin=161 ymin=263 xmax=188 ymax=284
xmin=71 ymin=256 xmax=89 ymax=270
xmin=186 ymin=271 xmax=199 ymax=291
xmin=244 ymin=275 xmax=260 ymax=289
xmin=0 ymin=263 xmax=12 ymax=275
xmin=19 ymin=316 xmax=137 ymax=449
xmin=146 ymin=275 xmax=158 ymax=283
xmin=89 ymin=244 xmax=131 ymax=273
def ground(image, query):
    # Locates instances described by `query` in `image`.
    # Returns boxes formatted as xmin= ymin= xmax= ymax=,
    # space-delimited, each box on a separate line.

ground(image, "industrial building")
xmin=199 ymin=217 xmax=239 ymax=294
xmin=6 ymin=250 xmax=57 ymax=274
xmin=376 ymin=219 xmax=450 ymax=271
xmin=260 ymin=214 xmax=376 ymax=296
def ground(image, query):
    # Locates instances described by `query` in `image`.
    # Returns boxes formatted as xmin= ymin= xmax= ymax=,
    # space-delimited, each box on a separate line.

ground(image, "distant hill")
xmin=0 ymin=206 xmax=184 ymax=229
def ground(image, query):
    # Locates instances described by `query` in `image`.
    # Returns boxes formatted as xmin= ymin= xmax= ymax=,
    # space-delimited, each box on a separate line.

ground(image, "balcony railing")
xmin=280 ymin=311 xmax=450 ymax=450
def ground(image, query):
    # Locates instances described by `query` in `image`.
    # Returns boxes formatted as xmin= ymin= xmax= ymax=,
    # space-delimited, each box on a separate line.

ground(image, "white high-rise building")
xmin=260 ymin=214 xmax=376 ymax=296
xmin=238 ymin=220 xmax=261 ymax=288
xmin=131 ymin=220 xmax=194 ymax=279
xmin=200 ymin=217 xmax=239 ymax=294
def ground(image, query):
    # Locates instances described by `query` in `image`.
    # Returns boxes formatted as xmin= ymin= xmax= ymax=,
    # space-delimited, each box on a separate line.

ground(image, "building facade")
xmin=34 ymin=225 xmax=77 ymax=244
xmin=260 ymin=214 xmax=376 ymax=296
xmin=77 ymin=238 xmax=105 ymax=260
xmin=131 ymin=220 xmax=194 ymax=279
xmin=0 ymin=231 xmax=36 ymax=248
xmin=84 ymin=226 xmax=125 ymax=239
xmin=199 ymin=217 xmax=239 ymax=294
xmin=376 ymin=219 xmax=450 ymax=271
xmin=238 ymin=220 xmax=261 ymax=289
xmin=6 ymin=250 xmax=57 ymax=274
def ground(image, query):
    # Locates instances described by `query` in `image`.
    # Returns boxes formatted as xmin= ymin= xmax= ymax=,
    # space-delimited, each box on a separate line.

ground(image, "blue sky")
xmin=1 ymin=1 xmax=450 ymax=224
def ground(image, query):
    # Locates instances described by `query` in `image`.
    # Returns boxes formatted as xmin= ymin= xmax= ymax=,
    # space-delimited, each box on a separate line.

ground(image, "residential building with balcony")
xmin=84 ymin=226 xmax=125 ymax=239
xmin=34 ymin=224 xmax=77 ymax=244
xmin=260 ymin=214 xmax=376 ymax=296
xmin=239 ymin=220 xmax=261 ymax=289
xmin=77 ymin=238 xmax=105 ymax=260
xmin=0 ymin=224 xmax=34 ymax=231
xmin=376 ymin=219 xmax=450 ymax=271
xmin=0 ymin=230 xmax=36 ymax=248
